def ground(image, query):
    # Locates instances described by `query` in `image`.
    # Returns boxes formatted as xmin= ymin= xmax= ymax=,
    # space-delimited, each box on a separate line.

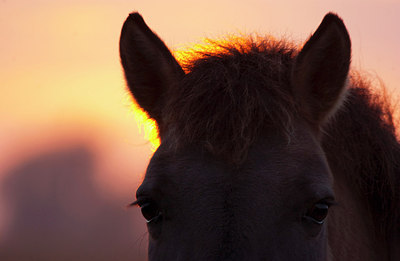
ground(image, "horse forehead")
xmin=148 ymin=130 xmax=330 ymax=195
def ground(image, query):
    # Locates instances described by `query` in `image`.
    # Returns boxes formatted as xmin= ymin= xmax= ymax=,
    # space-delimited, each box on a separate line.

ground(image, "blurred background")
xmin=1 ymin=0 xmax=399 ymax=260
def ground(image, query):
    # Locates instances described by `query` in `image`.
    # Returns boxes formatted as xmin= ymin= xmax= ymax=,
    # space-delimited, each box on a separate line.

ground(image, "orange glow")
xmin=128 ymin=36 xmax=251 ymax=151
xmin=130 ymin=101 xmax=160 ymax=150
xmin=174 ymin=34 xmax=294 ymax=71
xmin=174 ymin=35 xmax=251 ymax=68
xmin=130 ymin=36 xmax=251 ymax=151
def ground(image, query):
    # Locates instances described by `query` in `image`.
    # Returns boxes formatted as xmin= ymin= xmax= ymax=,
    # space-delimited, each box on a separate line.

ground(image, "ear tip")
xmin=128 ymin=12 xmax=144 ymax=22
xmin=120 ymin=11 xmax=147 ymax=43
xmin=317 ymin=12 xmax=351 ymax=47
xmin=323 ymin=12 xmax=343 ymax=22
xmin=122 ymin=12 xmax=146 ymax=30
xmin=321 ymin=12 xmax=348 ymax=33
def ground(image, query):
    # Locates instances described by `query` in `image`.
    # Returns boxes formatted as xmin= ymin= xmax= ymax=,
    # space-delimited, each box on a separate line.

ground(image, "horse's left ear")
xmin=291 ymin=13 xmax=351 ymax=127
xmin=120 ymin=13 xmax=185 ymax=124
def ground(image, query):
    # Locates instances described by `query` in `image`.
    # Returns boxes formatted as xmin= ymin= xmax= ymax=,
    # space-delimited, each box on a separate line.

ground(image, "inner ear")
xmin=119 ymin=12 xmax=184 ymax=124
xmin=291 ymin=13 xmax=351 ymax=127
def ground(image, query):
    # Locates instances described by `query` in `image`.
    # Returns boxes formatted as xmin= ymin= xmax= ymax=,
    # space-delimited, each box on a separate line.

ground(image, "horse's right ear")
xmin=120 ymin=13 xmax=184 ymax=123
xmin=291 ymin=13 xmax=351 ymax=127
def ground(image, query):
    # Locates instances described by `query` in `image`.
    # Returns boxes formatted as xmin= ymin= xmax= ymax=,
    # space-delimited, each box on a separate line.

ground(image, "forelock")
xmin=163 ymin=36 xmax=299 ymax=163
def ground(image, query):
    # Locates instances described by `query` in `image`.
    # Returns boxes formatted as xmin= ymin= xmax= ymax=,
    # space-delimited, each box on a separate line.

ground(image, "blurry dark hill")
xmin=0 ymin=146 xmax=147 ymax=261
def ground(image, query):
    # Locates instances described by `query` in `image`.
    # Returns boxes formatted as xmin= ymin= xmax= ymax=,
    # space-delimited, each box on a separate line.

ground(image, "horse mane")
xmin=322 ymin=75 xmax=400 ymax=241
xmin=165 ymin=36 xmax=298 ymax=162
xmin=162 ymin=36 xmax=400 ymax=240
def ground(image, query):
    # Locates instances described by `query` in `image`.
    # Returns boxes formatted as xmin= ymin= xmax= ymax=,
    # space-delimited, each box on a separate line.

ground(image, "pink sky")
xmin=0 ymin=0 xmax=399 ymax=253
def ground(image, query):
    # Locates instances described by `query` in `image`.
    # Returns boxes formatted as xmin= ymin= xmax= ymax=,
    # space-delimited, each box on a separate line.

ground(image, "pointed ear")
xmin=119 ymin=13 xmax=184 ymax=123
xmin=291 ymin=13 xmax=351 ymax=127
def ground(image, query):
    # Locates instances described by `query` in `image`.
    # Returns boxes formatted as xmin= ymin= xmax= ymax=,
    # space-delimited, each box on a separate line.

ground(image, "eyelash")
xmin=127 ymin=200 xmax=139 ymax=208
xmin=128 ymin=198 xmax=149 ymax=208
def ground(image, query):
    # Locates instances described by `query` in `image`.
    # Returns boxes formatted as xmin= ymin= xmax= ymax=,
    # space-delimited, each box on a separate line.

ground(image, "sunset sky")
xmin=0 ymin=0 xmax=399 ymax=259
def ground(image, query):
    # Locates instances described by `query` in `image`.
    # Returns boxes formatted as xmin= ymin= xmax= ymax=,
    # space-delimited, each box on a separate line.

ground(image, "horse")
xmin=119 ymin=12 xmax=400 ymax=260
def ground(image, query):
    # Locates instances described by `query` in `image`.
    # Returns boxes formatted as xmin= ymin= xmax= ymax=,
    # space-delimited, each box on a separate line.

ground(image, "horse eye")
xmin=304 ymin=203 xmax=329 ymax=225
xmin=140 ymin=202 xmax=162 ymax=223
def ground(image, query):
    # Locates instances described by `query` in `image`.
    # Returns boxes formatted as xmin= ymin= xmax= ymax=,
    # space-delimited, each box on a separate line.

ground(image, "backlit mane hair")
xmin=164 ymin=36 xmax=299 ymax=162
xmin=323 ymin=75 xmax=400 ymax=239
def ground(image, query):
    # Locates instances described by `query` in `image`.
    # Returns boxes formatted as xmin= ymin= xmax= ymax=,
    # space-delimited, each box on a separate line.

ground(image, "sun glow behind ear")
xmin=130 ymin=101 xmax=160 ymax=150
xmin=128 ymin=34 xmax=292 ymax=151
xmin=127 ymin=38 xmax=237 ymax=151
xmin=126 ymin=39 xmax=217 ymax=150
